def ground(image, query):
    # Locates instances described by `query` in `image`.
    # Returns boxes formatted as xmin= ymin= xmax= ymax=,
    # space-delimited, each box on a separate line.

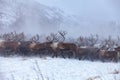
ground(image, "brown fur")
xmin=114 ymin=47 xmax=120 ymax=61
xmin=57 ymin=42 xmax=77 ymax=58
xmin=99 ymin=50 xmax=118 ymax=62
xmin=0 ymin=40 xmax=5 ymax=53
xmin=29 ymin=42 xmax=54 ymax=56
xmin=3 ymin=41 xmax=21 ymax=55
xmin=115 ymin=47 xmax=120 ymax=51
xmin=30 ymin=42 xmax=46 ymax=51
xmin=76 ymin=47 xmax=99 ymax=60
xmin=18 ymin=41 xmax=32 ymax=56
xmin=58 ymin=42 xmax=77 ymax=52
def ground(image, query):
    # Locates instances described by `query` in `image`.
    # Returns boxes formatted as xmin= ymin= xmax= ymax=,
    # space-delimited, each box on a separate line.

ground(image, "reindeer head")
xmin=29 ymin=42 xmax=36 ymax=49
xmin=46 ymin=33 xmax=59 ymax=42
xmin=30 ymin=34 xmax=40 ymax=42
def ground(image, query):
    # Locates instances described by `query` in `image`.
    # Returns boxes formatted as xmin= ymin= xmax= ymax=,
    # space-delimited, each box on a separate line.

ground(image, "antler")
xmin=76 ymin=36 xmax=84 ymax=46
xmin=46 ymin=33 xmax=59 ymax=42
xmin=46 ymin=36 xmax=52 ymax=42
xmin=10 ymin=32 xmax=16 ymax=41
xmin=3 ymin=33 xmax=11 ymax=41
xmin=58 ymin=31 xmax=67 ymax=42
xmin=88 ymin=34 xmax=99 ymax=47
xmin=14 ymin=32 xmax=25 ymax=41
xmin=30 ymin=34 xmax=40 ymax=42
xmin=116 ymin=36 xmax=120 ymax=46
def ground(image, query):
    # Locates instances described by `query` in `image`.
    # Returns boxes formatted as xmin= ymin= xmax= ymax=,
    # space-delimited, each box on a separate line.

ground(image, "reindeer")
xmin=99 ymin=49 xmax=119 ymax=62
xmin=0 ymin=39 xmax=5 ymax=55
xmin=57 ymin=31 xmax=77 ymax=58
xmin=45 ymin=31 xmax=76 ymax=58
xmin=45 ymin=32 xmax=61 ymax=58
xmin=29 ymin=35 xmax=53 ymax=57
xmin=29 ymin=42 xmax=50 ymax=57
xmin=114 ymin=46 xmax=120 ymax=61
xmin=55 ymin=42 xmax=77 ymax=58
xmin=2 ymin=41 xmax=21 ymax=56
xmin=76 ymin=47 xmax=100 ymax=61
xmin=30 ymin=34 xmax=40 ymax=43
xmin=17 ymin=34 xmax=40 ymax=56
xmin=48 ymin=31 xmax=77 ymax=58
xmin=18 ymin=41 xmax=32 ymax=56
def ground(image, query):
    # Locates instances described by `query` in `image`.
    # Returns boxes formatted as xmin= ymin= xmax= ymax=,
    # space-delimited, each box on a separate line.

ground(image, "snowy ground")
xmin=0 ymin=56 xmax=120 ymax=80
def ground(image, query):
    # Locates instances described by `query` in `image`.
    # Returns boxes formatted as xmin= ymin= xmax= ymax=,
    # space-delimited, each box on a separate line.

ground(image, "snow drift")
xmin=0 ymin=57 xmax=120 ymax=80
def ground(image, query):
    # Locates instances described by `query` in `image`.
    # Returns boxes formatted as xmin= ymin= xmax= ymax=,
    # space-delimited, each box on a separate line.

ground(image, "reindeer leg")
xmin=115 ymin=58 xmax=118 ymax=63
xmin=78 ymin=54 xmax=83 ymax=60
xmin=90 ymin=54 xmax=94 ymax=61
xmin=50 ymin=49 xmax=54 ymax=58
xmin=78 ymin=56 xmax=83 ymax=60
xmin=67 ymin=51 xmax=71 ymax=58
xmin=101 ymin=58 xmax=105 ymax=62
xmin=61 ymin=50 xmax=65 ymax=59
xmin=55 ymin=52 xmax=58 ymax=58
xmin=51 ymin=51 xmax=56 ymax=58
xmin=72 ymin=52 xmax=76 ymax=58
xmin=51 ymin=52 xmax=55 ymax=58
xmin=99 ymin=56 xmax=104 ymax=62
xmin=52 ymin=51 xmax=57 ymax=58
xmin=113 ymin=57 xmax=118 ymax=63
xmin=68 ymin=52 xmax=71 ymax=58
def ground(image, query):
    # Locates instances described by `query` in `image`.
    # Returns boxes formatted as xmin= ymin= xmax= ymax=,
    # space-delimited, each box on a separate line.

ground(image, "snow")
xmin=0 ymin=56 xmax=120 ymax=80
xmin=0 ymin=0 xmax=120 ymax=79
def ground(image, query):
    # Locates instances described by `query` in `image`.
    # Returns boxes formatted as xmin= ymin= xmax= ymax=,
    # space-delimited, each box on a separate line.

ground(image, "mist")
xmin=0 ymin=0 xmax=63 ymax=36
xmin=0 ymin=0 xmax=120 ymax=38
xmin=38 ymin=0 xmax=120 ymax=38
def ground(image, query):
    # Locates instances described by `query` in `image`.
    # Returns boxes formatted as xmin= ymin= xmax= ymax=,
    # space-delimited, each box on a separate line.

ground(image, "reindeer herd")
xmin=0 ymin=31 xmax=120 ymax=62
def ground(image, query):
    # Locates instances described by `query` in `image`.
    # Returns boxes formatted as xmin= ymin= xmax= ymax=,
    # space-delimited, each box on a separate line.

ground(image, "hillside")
xmin=0 ymin=0 xmax=64 ymax=35
xmin=0 ymin=0 xmax=120 ymax=38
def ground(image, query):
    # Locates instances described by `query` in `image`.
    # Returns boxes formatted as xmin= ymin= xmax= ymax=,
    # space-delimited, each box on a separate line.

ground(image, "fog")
xmin=0 ymin=0 xmax=120 ymax=38
xmin=36 ymin=0 xmax=120 ymax=20
xmin=0 ymin=0 xmax=63 ymax=35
